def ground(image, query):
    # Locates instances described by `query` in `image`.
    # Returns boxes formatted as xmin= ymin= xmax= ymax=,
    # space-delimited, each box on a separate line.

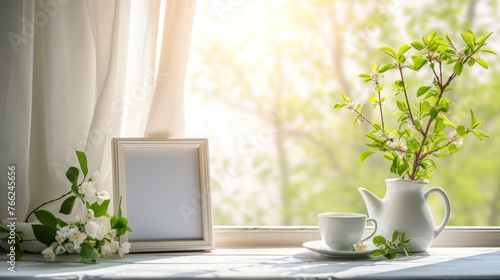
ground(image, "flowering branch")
xmin=19 ymin=151 xmax=131 ymax=263
xmin=24 ymin=191 xmax=72 ymax=223
xmin=335 ymin=30 xmax=495 ymax=181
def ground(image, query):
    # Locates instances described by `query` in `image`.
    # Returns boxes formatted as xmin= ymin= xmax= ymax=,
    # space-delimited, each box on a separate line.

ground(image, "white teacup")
xmin=318 ymin=212 xmax=377 ymax=251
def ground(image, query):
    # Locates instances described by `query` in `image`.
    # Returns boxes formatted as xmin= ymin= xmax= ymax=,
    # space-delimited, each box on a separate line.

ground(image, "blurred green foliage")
xmin=186 ymin=0 xmax=500 ymax=226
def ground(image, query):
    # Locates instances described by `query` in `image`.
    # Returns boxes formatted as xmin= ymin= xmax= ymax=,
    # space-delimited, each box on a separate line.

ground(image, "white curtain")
xmin=0 ymin=0 xmax=196 ymax=221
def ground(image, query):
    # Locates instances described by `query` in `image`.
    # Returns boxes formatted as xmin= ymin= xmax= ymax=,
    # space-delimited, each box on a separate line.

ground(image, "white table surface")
xmin=1 ymin=247 xmax=500 ymax=279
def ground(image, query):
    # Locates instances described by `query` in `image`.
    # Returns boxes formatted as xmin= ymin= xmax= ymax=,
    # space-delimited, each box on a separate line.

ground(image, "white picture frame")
xmin=112 ymin=138 xmax=214 ymax=252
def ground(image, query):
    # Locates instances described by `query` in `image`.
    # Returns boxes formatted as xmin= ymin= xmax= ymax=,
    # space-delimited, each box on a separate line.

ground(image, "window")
xmin=185 ymin=0 xmax=500 ymax=226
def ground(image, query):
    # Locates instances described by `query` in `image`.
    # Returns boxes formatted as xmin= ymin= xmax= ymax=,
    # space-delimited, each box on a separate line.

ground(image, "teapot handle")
xmin=424 ymin=187 xmax=451 ymax=238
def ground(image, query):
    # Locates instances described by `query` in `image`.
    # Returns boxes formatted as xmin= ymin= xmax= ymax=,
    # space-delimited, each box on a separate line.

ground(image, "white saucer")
xmin=303 ymin=240 xmax=376 ymax=259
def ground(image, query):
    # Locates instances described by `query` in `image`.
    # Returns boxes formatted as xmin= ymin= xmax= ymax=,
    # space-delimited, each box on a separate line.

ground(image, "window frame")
xmin=213 ymin=226 xmax=500 ymax=248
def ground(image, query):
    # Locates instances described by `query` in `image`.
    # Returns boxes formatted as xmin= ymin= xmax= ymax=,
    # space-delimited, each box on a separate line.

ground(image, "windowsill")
xmin=213 ymin=226 xmax=500 ymax=247
xmin=2 ymin=246 xmax=500 ymax=279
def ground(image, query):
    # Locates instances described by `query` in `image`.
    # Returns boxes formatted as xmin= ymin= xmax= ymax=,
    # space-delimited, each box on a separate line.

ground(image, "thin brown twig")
xmin=24 ymin=191 xmax=72 ymax=222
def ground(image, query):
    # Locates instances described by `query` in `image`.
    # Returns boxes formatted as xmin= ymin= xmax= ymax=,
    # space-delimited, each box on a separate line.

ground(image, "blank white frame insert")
xmin=112 ymin=138 xmax=213 ymax=252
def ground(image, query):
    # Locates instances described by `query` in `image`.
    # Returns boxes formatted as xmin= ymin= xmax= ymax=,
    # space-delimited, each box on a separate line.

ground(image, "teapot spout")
xmin=358 ymin=187 xmax=383 ymax=219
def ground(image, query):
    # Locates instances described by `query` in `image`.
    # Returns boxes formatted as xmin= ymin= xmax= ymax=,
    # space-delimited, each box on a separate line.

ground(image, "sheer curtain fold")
xmin=144 ymin=0 xmax=196 ymax=138
xmin=0 ymin=0 xmax=35 ymax=220
xmin=0 ymin=0 xmax=196 ymax=221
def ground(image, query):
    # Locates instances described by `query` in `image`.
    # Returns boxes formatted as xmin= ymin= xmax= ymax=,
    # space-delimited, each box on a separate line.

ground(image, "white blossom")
xmin=55 ymin=229 xmax=68 ymax=244
xmin=89 ymin=171 xmax=101 ymax=183
xmin=401 ymin=53 xmax=414 ymax=68
xmin=85 ymin=209 xmax=95 ymax=222
xmin=108 ymin=229 xmax=117 ymax=239
xmin=448 ymin=130 xmax=464 ymax=147
xmin=68 ymin=228 xmax=87 ymax=246
xmin=55 ymin=245 xmax=66 ymax=255
xmin=59 ymin=226 xmax=70 ymax=233
xmin=454 ymin=137 xmax=464 ymax=147
xmin=355 ymin=243 xmax=367 ymax=251
xmin=117 ymin=242 xmax=131 ymax=257
xmin=42 ymin=247 xmax=56 ymax=262
xmin=64 ymin=242 xmax=76 ymax=253
xmin=457 ymin=47 xmax=466 ymax=62
xmin=345 ymin=102 xmax=355 ymax=112
xmin=96 ymin=191 xmax=110 ymax=204
xmin=371 ymin=72 xmax=383 ymax=89
xmin=95 ymin=217 xmax=111 ymax=240
xmin=79 ymin=182 xmax=97 ymax=199
xmin=431 ymin=52 xmax=441 ymax=61
xmin=110 ymin=240 xmax=120 ymax=254
xmin=389 ymin=140 xmax=408 ymax=159
xmin=85 ymin=221 xmax=100 ymax=239
xmin=100 ymin=243 xmax=113 ymax=257
xmin=377 ymin=130 xmax=394 ymax=141
xmin=407 ymin=119 xmax=416 ymax=132
xmin=74 ymin=243 xmax=82 ymax=253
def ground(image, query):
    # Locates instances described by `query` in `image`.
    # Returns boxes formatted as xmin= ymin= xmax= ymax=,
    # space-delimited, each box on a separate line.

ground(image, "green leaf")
xmin=373 ymin=235 xmax=386 ymax=246
xmin=457 ymin=125 xmax=467 ymax=137
xmin=76 ymin=151 xmax=88 ymax=177
xmin=358 ymin=73 xmax=371 ymax=78
xmin=397 ymin=164 xmax=408 ymax=176
xmin=448 ymin=143 xmax=458 ymax=154
xmin=56 ymin=218 xmax=68 ymax=228
xmin=410 ymin=41 xmax=425 ymax=51
xmin=90 ymin=199 xmax=111 ymax=218
xmin=453 ymin=61 xmax=463 ymax=76
xmin=396 ymin=100 xmax=407 ymax=111
xmin=472 ymin=120 xmax=485 ymax=129
xmin=378 ymin=63 xmax=395 ymax=73
xmin=434 ymin=118 xmax=445 ymax=133
xmin=427 ymin=31 xmax=437 ymax=42
xmin=66 ymin=167 xmax=79 ymax=185
xmin=71 ymin=183 xmax=81 ymax=197
xmin=473 ymin=130 xmax=490 ymax=141
xmin=0 ymin=220 xmax=10 ymax=234
xmin=461 ymin=32 xmax=474 ymax=45
xmin=380 ymin=46 xmax=397 ymax=59
xmin=397 ymin=44 xmax=411 ymax=56
xmin=118 ymin=196 xmax=123 ymax=218
xmin=14 ymin=242 xmax=24 ymax=261
xmin=80 ymin=243 xmax=101 ymax=263
xmin=411 ymin=56 xmax=427 ymax=70
xmin=59 ymin=196 xmax=77 ymax=215
xmin=392 ymin=231 xmax=398 ymax=242
xmin=384 ymin=153 xmax=395 ymax=161
xmin=371 ymin=250 xmax=383 ymax=258
xmin=429 ymin=108 xmax=439 ymax=119
xmin=360 ymin=151 xmax=375 ymax=162
xmin=476 ymin=58 xmax=488 ymax=69
xmin=372 ymin=123 xmax=383 ymax=131
xmin=32 ymin=224 xmax=57 ymax=246
xmin=110 ymin=216 xmax=118 ymax=228
xmin=442 ymin=121 xmax=456 ymax=128
xmin=416 ymin=86 xmax=431 ymax=97
xmin=481 ymin=48 xmax=497 ymax=55
xmin=407 ymin=138 xmax=419 ymax=152
xmin=470 ymin=109 xmax=477 ymax=127
xmin=34 ymin=210 xmax=58 ymax=229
